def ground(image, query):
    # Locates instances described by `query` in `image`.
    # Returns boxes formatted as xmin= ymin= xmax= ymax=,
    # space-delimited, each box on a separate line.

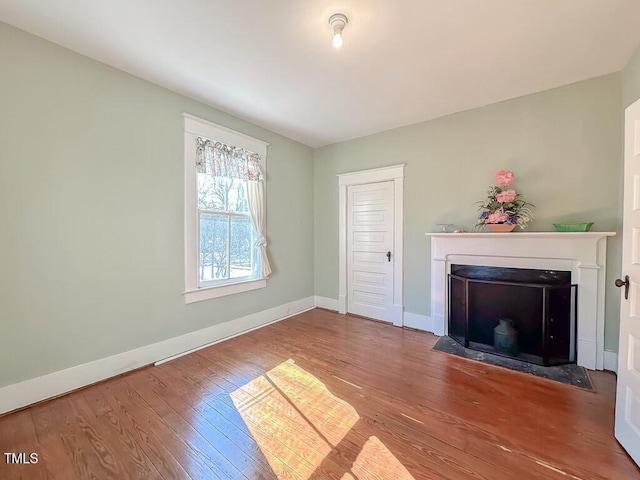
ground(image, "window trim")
xmin=183 ymin=279 xmax=267 ymax=304
xmin=183 ymin=113 xmax=269 ymax=304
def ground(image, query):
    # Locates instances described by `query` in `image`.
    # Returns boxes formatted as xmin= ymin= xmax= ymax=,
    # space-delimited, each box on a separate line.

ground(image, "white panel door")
xmin=616 ymin=97 xmax=640 ymax=467
xmin=347 ymin=181 xmax=394 ymax=322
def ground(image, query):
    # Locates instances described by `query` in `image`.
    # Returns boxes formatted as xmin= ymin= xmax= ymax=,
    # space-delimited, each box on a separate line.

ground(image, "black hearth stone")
xmin=432 ymin=336 xmax=593 ymax=390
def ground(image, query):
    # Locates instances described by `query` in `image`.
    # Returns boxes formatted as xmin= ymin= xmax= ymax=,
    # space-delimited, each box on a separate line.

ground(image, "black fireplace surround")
xmin=448 ymin=265 xmax=578 ymax=366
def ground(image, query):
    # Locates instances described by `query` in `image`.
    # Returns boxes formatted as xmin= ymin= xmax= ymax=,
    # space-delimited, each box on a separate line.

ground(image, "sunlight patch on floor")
xmin=230 ymin=359 xmax=415 ymax=480
xmin=232 ymin=375 xmax=331 ymax=476
xmin=351 ymin=436 xmax=416 ymax=480
xmin=266 ymin=359 xmax=359 ymax=446
xmin=340 ymin=474 xmax=357 ymax=480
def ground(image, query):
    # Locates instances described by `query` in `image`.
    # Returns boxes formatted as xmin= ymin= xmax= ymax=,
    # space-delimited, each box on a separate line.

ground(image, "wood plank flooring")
xmin=1 ymin=308 xmax=638 ymax=479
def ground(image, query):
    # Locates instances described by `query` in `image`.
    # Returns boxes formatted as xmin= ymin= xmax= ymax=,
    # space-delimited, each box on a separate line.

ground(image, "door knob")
xmin=386 ymin=251 xmax=391 ymax=262
xmin=615 ymin=275 xmax=630 ymax=300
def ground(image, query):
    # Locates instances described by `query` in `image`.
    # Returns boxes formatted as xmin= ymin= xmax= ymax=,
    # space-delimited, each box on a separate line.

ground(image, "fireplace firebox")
xmin=448 ymin=265 xmax=577 ymax=366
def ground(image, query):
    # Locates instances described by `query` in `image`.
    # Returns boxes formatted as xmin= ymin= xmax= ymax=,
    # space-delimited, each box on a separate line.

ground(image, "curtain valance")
xmin=196 ymin=137 xmax=264 ymax=181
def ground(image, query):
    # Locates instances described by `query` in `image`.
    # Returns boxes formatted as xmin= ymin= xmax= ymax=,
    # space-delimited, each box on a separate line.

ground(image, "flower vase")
xmin=486 ymin=224 xmax=516 ymax=233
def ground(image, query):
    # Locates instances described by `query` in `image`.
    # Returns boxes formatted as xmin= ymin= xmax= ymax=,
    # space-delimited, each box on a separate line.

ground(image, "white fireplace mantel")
xmin=425 ymin=231 xmax=616 ymax=370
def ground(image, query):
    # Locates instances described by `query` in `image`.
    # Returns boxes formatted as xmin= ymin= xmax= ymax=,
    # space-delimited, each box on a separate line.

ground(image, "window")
xmin=197 ymin=174 xmax=257 ymax=285
xmin=183 ymin=114 xmax=270 ymax=303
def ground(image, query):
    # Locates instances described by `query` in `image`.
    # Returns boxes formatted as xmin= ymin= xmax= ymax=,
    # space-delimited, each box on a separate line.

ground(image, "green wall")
xmin=0 ymin=22 xmax=315 ymax=388
xmin=314 ymin=74 xmax=623 ymax=351
xmin=623 ymin=40 xmax=640 ymax=107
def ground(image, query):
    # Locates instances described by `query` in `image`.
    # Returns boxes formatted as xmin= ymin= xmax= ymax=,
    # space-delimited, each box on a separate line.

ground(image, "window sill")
xmin=183 ymin=278 xmax=266 ymax=304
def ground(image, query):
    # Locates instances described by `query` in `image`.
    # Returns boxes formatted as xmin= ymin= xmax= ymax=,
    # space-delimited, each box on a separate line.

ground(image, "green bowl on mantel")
xmin=552 ymin=222 xmax=594 ymax=232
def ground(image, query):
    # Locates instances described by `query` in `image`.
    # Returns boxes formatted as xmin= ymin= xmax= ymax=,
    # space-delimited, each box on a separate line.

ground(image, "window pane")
xmin=199 ymin=214 xmax=229 ymax=281
xmin=230 ymin=216 xmax=254 ymax=279
xmin=197 ymin=172 xmax=255 ymax=285
xmin=197 ymin=174 xmax=228 ymax=211
xmin=198 ymin=176 xmax=250 ymax=214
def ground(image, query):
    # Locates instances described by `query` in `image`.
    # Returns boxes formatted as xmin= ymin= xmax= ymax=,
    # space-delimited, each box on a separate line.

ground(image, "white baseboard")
xmin=603 ymin=349 xmax=618 ymax=373
xmin=314 ymin=296 xmax=339 ymax=311
xmin=403 ymin=312 xmax=434 ymax=333
xmin=313 ymin=301 xmax=435 ymax=334
xmin=0 ymin=296 xmax=315 ymax=416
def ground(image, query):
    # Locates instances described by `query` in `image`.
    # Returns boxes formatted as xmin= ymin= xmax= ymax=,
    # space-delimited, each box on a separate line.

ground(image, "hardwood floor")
xmin=1 ymin=308 xmax=638 ymax=479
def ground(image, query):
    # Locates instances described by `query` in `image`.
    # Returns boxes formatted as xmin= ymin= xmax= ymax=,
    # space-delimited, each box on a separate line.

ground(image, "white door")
xmin=616 ymin=97 xmax=640 ymax=466
xmin=347 ymin=181 xmax=394 ymax=322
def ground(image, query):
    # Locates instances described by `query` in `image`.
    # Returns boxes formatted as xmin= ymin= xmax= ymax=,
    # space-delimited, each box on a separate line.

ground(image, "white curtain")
xmin=247 ymin=179 xmax=272 ymax=278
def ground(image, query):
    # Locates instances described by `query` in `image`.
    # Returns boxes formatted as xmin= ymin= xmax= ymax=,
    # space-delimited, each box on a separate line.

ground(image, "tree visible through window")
xmin=197 ymin=175 xmax=257 ymax=283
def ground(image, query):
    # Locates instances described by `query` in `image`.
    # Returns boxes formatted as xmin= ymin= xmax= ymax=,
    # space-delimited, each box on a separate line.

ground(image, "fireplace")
xmin=426 ymin=231 xmax=614 ymax=370
xmin=448 ymin=265 xmax=577 ymax=366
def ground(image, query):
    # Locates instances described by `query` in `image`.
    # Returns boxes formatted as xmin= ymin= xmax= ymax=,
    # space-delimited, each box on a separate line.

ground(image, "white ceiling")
xmin=1 ymin=1 xmax=640 ymax=148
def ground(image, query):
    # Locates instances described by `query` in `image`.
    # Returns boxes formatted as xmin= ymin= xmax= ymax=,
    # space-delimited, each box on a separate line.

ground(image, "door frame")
xmin=338 ymin=164 xmax=405 ymax=326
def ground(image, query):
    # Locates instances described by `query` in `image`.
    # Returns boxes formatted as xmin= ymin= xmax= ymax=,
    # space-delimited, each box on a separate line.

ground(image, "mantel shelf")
xmin=425 ymin=231 xmax=616 ymax=238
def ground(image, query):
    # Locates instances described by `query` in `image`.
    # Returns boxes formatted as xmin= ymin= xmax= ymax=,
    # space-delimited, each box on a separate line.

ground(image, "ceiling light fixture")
xmin=328 ymin=13 xmax=348 ymax=48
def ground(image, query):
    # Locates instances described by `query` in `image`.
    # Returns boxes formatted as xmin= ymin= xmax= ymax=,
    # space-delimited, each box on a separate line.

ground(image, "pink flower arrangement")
xmin=476 ymin=170 xmax=534 ymax=230
xmin=496 ymin=189 xmax=517 ymax=203
xmin=496 ymin=170 xmax=515 ymax=186
xmin=488 ymin=212 xmax=508 ymax=223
